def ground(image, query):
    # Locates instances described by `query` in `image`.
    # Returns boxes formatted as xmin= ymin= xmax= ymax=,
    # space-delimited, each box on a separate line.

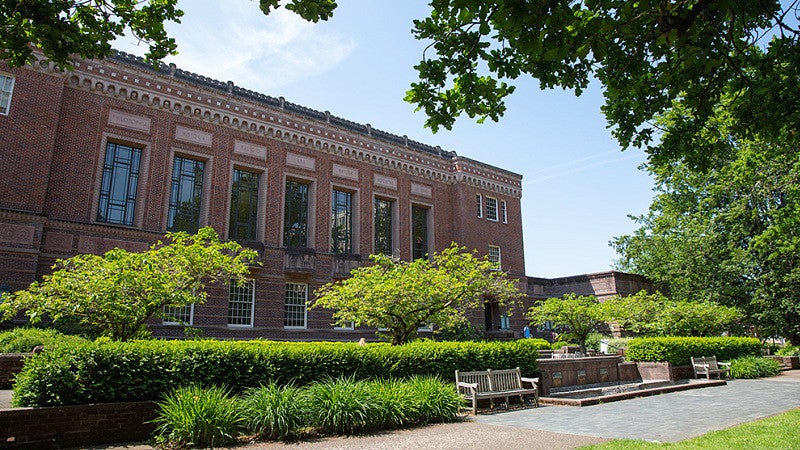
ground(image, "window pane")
xmin=331 ymin=189 xmax=353 ymax=253
xmin=489 ymin=246 xmax=501 ymax=269
xmin=486 ymin=197 xmax=498 ymax=221
xmin=284 ymin=283 xmax=307 ymax=328
xmin=374 ymin=198 xmax=393 ymax=255
xmin=283 ymin=180 xmax=309 ymax=247
xmin=501 ymin=200 xmax=507 ymax=223
xmin=412 ymin=206 xmax=428 ymax=260
xmin=97 ymin=142 xmax=141 ymax=225
xmin=0 ymin=75 xmax=14 ymax=115
xmin=476 ymin=194 xmax=483 ymax=218
xmin=228 ymin=280 xmax=254 ymax=326
xmin=168 ymin=157 xmax=204 ymax=232
xmin=229 ymin=169 xmax=259 ymax=240
xmin=163 ymin=304 xmax=193 ymax=325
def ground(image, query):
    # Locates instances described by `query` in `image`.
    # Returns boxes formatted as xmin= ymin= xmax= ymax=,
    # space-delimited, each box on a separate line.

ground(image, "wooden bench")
xmin=455 ymin=367 xmax=539 ymax=415
xmin=691 ymin=356 xmax=731 ymax=379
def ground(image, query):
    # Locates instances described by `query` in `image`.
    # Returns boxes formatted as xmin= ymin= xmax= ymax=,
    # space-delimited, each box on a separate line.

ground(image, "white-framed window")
xmin=476 ymin=194 xmax=483 ymax=218
xmin=501 ymin=200 xmax=508 ymax=224
xmin=488 ymin=246 xmax=502 ymax=270
xmin=284 ymin=283 xmax=307 ymax=328
xmin=334 ymin=320 xmax=355 ymax=330
xmin=228 ymin=280 xmax=255 ymax=327
xmin=486 ymin=197 xmax=499 ymax=221
xmin=163 ymin=304 xmax=194 ymax=325
xmin=0 ymin=74 xmax=15 ymax=115
xmin=417 ymin=323 xmax=433 ymax=332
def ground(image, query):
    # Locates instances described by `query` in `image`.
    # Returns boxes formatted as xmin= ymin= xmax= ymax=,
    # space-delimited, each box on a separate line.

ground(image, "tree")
xmin=6 ymin=1 xmax=799 ymax=168
xmin=311 ymin=243 xmax=523 ymax=345
xmin=403 ymin=0 xmax=800 ymax=166
xmin=0 ymin=227 xmax=259 ymax=341
xmin=602 ymin=291 xmax=743 ymax=337
xmin=612 ymin=105 xmax=800 ymax=343
xmin=1 ymin=0 xmax=183 ymax=69
xmin=0 ymin=0 xmax=335 ymax=69
xmin=527 ymin=293 xmax=605 ymax=354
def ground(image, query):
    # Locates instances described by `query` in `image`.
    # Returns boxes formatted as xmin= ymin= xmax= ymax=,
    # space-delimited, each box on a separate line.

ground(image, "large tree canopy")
xmin=311 ymin=243 xmax=523 ymax=345
xmin=0 ymin=227 xmax=259 ymax=341
xmin=612 ymin=105 xmax=800 ymax=343
xmin=4 ymin=1 xmax=798 ymax=168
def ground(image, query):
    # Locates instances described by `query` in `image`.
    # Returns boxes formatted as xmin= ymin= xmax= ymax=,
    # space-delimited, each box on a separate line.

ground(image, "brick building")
xmin=0 ymin=50 xmax=652 ymax=340
xmin=0 ymin=51 xmax=542 ymax=340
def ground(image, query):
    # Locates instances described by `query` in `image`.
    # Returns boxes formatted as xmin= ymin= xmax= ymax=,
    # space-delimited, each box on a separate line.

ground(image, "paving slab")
xmin=475 ymin=370 xmax=800 ymax=443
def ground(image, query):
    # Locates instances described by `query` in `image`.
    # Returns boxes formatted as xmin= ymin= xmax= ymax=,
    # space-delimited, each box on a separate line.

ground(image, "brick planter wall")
xmin=0 ymin=402 xmax=158 ymax=449
xmin=767 ymin=355 xmax=800 ymax=370
xmin=635 ymin=361 xmax=694 ymax=381
xmin=537 ymin=356 xmax=639 ymax=395
xmin=0 ymin=355 xmax=25 ymax=389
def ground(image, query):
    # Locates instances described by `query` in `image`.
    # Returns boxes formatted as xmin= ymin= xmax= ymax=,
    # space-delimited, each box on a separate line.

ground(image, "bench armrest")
xmin=457 ymin=382 xmax=479 ymax=390
xmin=718 ymin=362 xmax=731 ymax=369
xmin=520 ymin=377 xmax=539 ymax=387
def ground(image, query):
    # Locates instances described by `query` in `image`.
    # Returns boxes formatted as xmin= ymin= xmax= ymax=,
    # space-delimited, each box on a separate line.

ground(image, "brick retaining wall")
xmin=0 ymin=402 xmax=157 ymax=449
xmin=0 ymin=355 xmax=25 ymax=389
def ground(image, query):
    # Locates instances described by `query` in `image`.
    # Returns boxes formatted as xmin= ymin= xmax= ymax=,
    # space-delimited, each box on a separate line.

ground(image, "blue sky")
xmin=114 ymin=1 xmax=655 ymax=278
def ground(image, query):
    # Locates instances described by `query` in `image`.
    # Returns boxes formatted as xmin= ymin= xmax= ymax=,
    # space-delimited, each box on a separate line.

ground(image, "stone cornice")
xmin=27 ymin=52 xmax=523 ymax=198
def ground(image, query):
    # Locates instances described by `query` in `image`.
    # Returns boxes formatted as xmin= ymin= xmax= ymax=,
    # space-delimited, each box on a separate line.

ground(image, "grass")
xmin=580 ymin=408 xmax=800 ymax=449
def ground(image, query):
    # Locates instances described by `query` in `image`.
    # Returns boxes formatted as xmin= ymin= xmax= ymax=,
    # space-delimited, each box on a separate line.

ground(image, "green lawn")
xmin=581 ymin=408 xmax=800 ymax=449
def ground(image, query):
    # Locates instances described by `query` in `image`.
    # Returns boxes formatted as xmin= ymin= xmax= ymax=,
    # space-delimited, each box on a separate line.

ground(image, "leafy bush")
xmin=152 ymin=384 xmax=245 ymax=448
xmin=402 ymin=375 xmax=462 ymax=424
xmin=0 ymin=327 xmax=86 ymax=353
xmin=729 ymin=356 xmax=782 ymax=379
xmin=625 ymin=337 xmax=762 ymax=366
xmin=305 ymin=377 xmax=371 ymax=435
xmin=550 ymin=340 xmax=575 ymax=350
xmin=585 ymin=333 xmax=607 ymax=352
xmin=605 ymin=337 xmax=632 ymax=354
xmin=241 ymin=383 xmax=307 ymax=440
xmin=776 ymin=345 xmax=800 ymax=356
xmin=13 ymin=338 xmax=547 ymax=406
xmin=152 ymin=376 xmax=461 ymax=444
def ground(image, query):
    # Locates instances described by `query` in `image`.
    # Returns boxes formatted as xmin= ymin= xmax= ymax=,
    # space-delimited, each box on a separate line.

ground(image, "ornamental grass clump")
xmin=304 ymin=377 xmax=371 ymax=435
xmin=363 ymin=378 xmax=415 ymax=430
xmin=404 ymin=375 xmax=462 ymax=424
xmin=729 ymin=356 xmax=782 ymax=379
xmin=152 ymin=384 xmax=245 ymax=448
xmin=241 ymin=382 xmax=307 ymax=441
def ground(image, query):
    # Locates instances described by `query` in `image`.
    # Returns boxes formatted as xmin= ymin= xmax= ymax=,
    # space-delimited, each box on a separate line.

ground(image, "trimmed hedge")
xmin=12 ymin=338 xmax=549 ymax=407
xmin=0 ymin=327 xmax=87 ymax=353
xmin=625 ymin=337 xmax=762 ymax=366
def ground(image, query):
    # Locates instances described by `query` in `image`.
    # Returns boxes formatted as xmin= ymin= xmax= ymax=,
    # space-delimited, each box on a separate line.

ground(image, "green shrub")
xmin=152 ymin=384 xmax=245 ymax=448
xmin=403 ymin=375 xmax=462 ymax=424
xmin=625 ymin=337 xmax=762 ymax=366
xmin=363 ymin=378 xmax=415 ymax=430
xmin=605 ymin=337 xmax=632 ymax=354
xmin=241 ymin=383 xmax=307 ymax=441
xmin=305 ymin=377 xmax=371 ymax=435
xmin=729 ymin=356 xmax=782 ymax=379
xmin=585 ymin=333 xmax=607 ymax=352
xmin=776 ymin=345 xmax=800 ymax=356
xmin=551 ymin=340 xmax=575 ymax=350
xmin=0 ymin=327 xmax=86 ymax=353
xmin=13 ymin=338 xmax=545 ymax=407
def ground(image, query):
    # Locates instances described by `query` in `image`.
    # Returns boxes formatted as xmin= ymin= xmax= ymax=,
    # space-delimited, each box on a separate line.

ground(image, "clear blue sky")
xmin=114 ymin=1 xmax=655 ymax=278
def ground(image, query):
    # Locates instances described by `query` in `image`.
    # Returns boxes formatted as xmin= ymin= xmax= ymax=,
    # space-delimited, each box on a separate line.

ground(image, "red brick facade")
xmin=0 ymin=52 xmax=533 ymax=340
xmin=0 ymin=52 xmax=651 ymax=341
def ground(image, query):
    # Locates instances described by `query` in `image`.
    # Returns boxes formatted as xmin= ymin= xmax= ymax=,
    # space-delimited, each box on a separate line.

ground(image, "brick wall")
xmin=0 ymin=53 xmax=527 ymax=341
xmin=0 ymin=355 xmax=24 ymax=389
xmin=0 ymin=402 xmax=157 ymax=449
